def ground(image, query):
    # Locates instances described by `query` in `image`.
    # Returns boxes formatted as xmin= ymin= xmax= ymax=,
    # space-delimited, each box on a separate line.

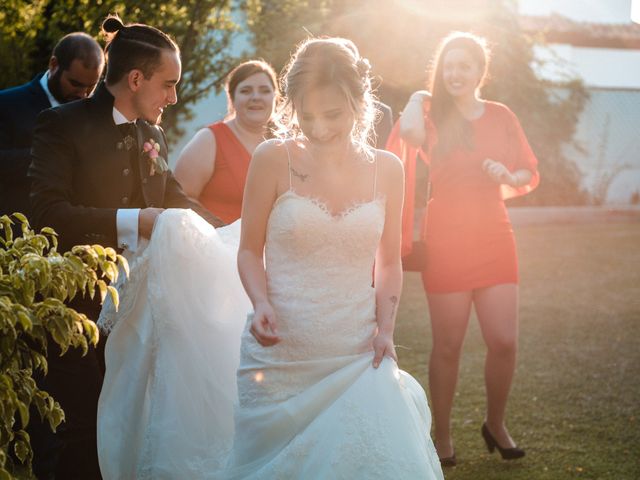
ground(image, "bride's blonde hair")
xmin=274 ymin=37 xmax=378 ymax=155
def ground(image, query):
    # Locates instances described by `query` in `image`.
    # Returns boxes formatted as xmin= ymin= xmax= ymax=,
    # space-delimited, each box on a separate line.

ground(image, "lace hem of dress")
xmin=97 ymin=241 xmax=150 ymax=333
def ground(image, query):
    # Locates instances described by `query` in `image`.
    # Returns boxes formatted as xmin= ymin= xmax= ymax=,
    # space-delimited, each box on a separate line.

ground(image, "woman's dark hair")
xmin=101 ymin=14 xmax=179 ymax=84
xmin=428 ymin=32 xmax=490 ymax=158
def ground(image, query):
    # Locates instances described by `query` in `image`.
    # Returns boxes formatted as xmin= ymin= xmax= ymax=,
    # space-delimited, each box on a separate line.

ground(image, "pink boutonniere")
xmin=142 ymin=139 xmax=169 ymax=176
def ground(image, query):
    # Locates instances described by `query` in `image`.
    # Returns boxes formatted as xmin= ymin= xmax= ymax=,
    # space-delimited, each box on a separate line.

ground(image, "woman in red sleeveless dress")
xmin=175 ymin=60 xmax=278 ymax=223
xmin=387 ymin=32 xmax=539 ymax=466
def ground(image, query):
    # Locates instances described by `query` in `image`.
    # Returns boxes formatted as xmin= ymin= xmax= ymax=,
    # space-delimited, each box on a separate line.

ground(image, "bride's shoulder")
xmin=251 ymin=138 xmax=290 ymax=170
xmin=371 ymin=149 xmax=404 ymax=196
xmin=374 ymin=149 xmax=403 ymax=178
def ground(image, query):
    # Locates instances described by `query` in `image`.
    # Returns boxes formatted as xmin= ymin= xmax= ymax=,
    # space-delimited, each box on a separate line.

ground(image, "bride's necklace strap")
xmin=372 ymin=153 xmax=378 ymax=201
xmin=283 ymin=140 xmax=293 ymax=190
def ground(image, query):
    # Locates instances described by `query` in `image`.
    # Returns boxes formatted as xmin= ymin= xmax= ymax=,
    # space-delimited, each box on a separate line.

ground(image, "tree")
xmin=244 ymin=0 xmax=590 ymax=205
xmin=0 ymin=0 xmax=245 ymax=144
xmin=0 ymin=214 xmax=126 ymax=478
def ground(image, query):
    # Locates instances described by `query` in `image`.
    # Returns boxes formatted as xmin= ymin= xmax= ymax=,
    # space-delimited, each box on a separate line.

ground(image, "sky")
xmin=518 ymin=0 xmax=634 ymax=24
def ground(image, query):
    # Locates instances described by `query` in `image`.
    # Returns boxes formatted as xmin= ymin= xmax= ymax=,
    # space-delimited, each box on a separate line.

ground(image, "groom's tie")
xmin=118 ymin=122 xmax=137 ymax=151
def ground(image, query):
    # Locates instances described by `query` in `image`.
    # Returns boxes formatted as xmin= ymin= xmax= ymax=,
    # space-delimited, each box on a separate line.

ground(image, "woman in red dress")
xmin=387 ymin=32 xmax=539 ymax=466
xmin=175 ymin=60 xmax=278 ymax=223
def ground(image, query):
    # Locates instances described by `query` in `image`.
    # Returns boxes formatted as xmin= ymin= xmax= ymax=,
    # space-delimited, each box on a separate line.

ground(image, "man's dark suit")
xmin=0 ymin=74 xmax=50 ymax=221
xmin=28 ymin=82 xmax=220 ymax=479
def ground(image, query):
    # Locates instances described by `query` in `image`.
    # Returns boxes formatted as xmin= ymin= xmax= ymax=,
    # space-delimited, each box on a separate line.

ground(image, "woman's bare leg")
xmin=426 ymin=290 xmax=473 ymax=458
xmin=474 ymin=283 xmax=519 ymax=448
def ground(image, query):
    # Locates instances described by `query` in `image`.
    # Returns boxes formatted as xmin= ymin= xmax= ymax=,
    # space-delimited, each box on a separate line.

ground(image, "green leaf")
xmin=12 ymin=212 xmax=28 ymax=225
xmin=104 ymin=247 xmax=117 ymax=261
xmin=92 ymin=244 xmax=106 ymax=260
xmin=87 ymin=276 xmax=96 ymax=299
xmin=13 ymin=435 xmax=32 ymax=463
xmin=107 ymin=285 xmax=119 ymax=311
xmin=117 ymin=254 xmax=130 ymax=278
xmin=17 ymin=402 xmax=29 ymax=431
xmin=48 ymin=404 xmax=64 ymax=431
xmin=96 ymin=280 xmax=107 ymax=303
xmin=82 ymin=318 xmax=99 ymax=346
xmin=16 ymin=311 xmax=33 ymax=331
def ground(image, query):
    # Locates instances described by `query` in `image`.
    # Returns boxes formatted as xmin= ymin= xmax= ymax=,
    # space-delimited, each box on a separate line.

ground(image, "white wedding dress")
xmin=97 ymin=197 xmax=443 ymax=479
xmin=97 ymin=210 xmax=249 ymax=479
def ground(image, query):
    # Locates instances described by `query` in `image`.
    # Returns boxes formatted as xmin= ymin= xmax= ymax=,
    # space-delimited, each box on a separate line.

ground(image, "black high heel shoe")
xmin=439 ymin=450 xmax=457 ymax=468
xmin=481 ymin=423 xmax=525 ymax=460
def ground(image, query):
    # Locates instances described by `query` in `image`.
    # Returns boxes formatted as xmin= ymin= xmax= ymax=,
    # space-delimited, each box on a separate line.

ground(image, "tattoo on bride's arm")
xmin=389 ymin=295 xmax=398 ymax=321
xmin=291 ymin=167 xmax=309 ymax=182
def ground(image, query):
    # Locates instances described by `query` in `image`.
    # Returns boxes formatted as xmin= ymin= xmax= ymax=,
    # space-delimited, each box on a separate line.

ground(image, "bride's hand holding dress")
xmin=249 ymin=301 xmax=280 ymax=346
xmin=372 ymin=332 xmax=397 ymax=369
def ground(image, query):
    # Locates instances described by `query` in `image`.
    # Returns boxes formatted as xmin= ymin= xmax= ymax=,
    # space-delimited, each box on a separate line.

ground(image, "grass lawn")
xmin=395 ymin=222 xmax=640 ymax=480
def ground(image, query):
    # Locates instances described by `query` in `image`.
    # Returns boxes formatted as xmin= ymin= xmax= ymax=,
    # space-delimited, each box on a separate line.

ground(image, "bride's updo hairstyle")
xmin=101 ymin=14 xmax=179 ymax=85
xmin=276 ymin=37 xmax=377 ymax=151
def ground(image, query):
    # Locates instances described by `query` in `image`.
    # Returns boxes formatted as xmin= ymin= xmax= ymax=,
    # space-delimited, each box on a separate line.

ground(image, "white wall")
xmin=519 ymin=0 xmax=640 ymax=203
xmin=518 ymin=0 xmax=633 ymax=24
xmin=533 ymin=44 xmax=640 ymax=89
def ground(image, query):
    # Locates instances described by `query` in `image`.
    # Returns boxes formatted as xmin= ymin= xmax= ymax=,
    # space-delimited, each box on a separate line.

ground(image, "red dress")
xmin=387 ymin=101 xmax=539 ymax=293
xmin=198 ymin=122 xmax=251 ymax=224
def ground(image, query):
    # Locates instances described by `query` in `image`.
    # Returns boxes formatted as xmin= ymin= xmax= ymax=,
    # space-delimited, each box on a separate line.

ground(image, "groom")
xmin=28 ymin=15 xmax=222 ymax=479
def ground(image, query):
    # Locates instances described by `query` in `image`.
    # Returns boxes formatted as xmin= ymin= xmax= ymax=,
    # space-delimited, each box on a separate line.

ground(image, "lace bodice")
xmin=244 ymin=190 xmax=385 ymax=365
xmin=266 ymin=190 xmax=384 ymax=303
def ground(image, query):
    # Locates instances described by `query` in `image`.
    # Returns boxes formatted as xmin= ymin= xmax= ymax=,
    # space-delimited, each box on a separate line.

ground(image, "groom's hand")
xmin=139 ymin=207 xmax=165 ymax=239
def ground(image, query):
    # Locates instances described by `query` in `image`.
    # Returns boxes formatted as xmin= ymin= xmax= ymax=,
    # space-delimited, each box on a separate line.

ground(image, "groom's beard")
xmin=48 ymin=69 xmax=79 ymax=104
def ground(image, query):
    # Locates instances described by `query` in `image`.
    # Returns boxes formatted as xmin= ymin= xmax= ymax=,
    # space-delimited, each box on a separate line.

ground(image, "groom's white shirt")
xmin=39 ymin=71 xmax=60 ymax=108
xmin=113 ymin=107 xmax=140 ymax=254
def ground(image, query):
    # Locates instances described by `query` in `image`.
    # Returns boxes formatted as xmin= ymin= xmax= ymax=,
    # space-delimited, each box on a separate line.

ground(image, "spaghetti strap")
xmin=284 ymin=141 xmax=293 ymax=190
xmin=372 ymin=154 xmax=378 ymax=201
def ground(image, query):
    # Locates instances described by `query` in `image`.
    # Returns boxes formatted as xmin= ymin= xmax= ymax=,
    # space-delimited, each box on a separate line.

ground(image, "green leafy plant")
xmin=0 ymin=213 xmax=127 ymax=478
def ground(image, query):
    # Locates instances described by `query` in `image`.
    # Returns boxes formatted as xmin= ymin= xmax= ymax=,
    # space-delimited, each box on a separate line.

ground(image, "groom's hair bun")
xmin=102 ymin=15 xmax=124 ymax=34
xmin=101 ymin=14 xmax=179 ymax=84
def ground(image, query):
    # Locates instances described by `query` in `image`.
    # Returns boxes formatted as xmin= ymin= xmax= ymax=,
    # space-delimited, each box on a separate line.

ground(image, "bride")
xmin=97 ymin=37 xmax=443 ymax=479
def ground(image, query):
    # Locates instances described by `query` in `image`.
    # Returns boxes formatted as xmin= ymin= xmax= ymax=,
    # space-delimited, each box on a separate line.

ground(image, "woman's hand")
xmin=372 ymin=332 xmax=398 ymax=369
xmin=250 ymin=301 xmax=280 ymax=346
xmin=399 ymin=90 xmax=432 ymax=148
xmin=482 ymin=158 xmax=516 ymax=186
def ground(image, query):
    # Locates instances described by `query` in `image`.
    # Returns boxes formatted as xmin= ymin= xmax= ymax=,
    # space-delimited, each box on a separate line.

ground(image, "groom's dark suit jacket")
xmin=0 ymin=73 xmax=50 ymax=220
xmin=27 ymin=82 xmax=222 ymax=479
xmin=29 ymin=82 xmax=221 ymax=254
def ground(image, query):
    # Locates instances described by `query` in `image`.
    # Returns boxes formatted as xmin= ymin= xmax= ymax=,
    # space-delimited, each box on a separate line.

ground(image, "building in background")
xmin=519 ymin=0 xmax=640 ymax=204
